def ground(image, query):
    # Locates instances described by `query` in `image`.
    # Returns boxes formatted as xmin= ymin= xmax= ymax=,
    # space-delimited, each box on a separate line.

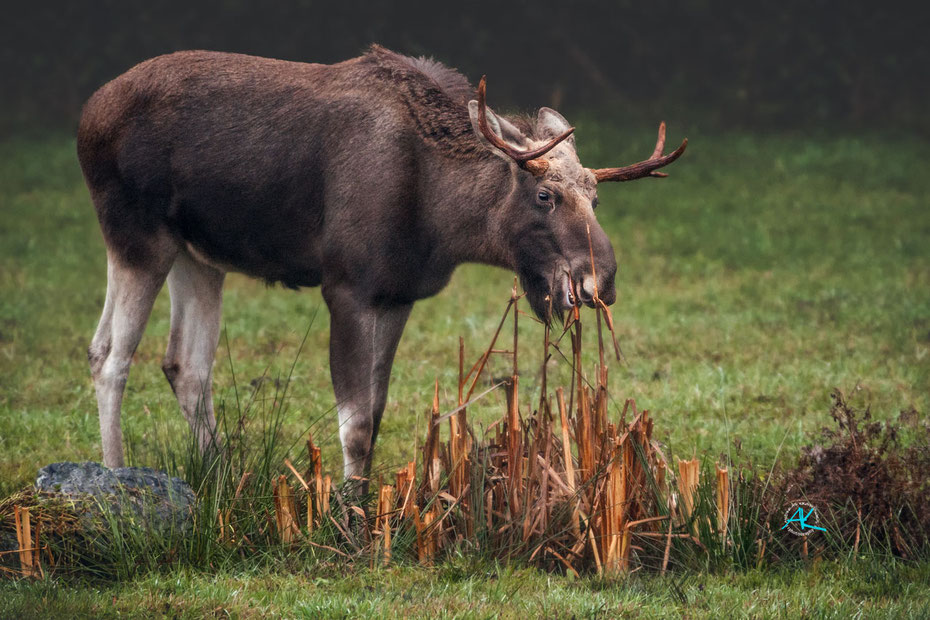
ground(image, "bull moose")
xmin=78 ymin=45 xmax=685 ymax=483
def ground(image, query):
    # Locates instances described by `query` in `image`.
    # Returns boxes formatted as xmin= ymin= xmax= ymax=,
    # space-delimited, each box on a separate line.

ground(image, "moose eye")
xmin=592 ymin=196 xmax=599 ymax=210
xmin=537 ymin=190 xmax=551 ymax=202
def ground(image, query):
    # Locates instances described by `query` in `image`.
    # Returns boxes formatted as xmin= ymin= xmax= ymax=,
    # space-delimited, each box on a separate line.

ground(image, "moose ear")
xmin=537 ymin=107 xmax=575 ymax=146
xmin=468 ymin=100 xmax=530 ymax=150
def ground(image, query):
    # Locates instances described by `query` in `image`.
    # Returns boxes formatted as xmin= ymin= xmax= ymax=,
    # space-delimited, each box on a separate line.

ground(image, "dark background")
xmin=2 ymin=1 xmax=929 ymax=136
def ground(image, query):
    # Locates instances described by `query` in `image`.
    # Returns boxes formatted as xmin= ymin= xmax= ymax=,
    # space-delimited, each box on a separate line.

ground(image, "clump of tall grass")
xmin=775 ymin=389 xmax=930 ymax=561
xmin=1 ymin=323 xmax=356 ymax=580
xmin=3 ymin=290 xmax=928 ymax=581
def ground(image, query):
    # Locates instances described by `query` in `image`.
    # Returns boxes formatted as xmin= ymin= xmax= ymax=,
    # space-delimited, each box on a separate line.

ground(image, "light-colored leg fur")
xmin=162 ymin=250 xmax=225 ymax=454
xmin=325 ymin=286 xmax=412 ymax=486
xmin=335 ymin=305 xmax=411 ymax=483
xmin=89 ymin=253 xmax=173 ymax=468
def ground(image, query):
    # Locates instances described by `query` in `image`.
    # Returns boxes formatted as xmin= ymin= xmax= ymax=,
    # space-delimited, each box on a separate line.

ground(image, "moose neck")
xmin=424 ymin=152 xmax=520 ymax=272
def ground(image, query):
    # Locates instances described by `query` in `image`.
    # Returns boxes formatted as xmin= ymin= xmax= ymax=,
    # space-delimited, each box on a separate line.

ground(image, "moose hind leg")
xmin=90 ymin=254 xmax=173 ymax=468
xmin=162 ymin=251 xmax=226 ymax=455
xmin=326 ymin=287 xmax=412 ymax=488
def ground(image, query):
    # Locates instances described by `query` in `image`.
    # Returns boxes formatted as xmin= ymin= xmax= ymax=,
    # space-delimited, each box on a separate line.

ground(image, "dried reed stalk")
xmin=14 ymin=505 xmax=40 ymax=578
xmin=716 ymin=464 xmax=729 ymax=538
xmin=677 ymin=458 xmax=700 ymax=524
xmin=272 ymin=475 xmax=300 ymax=544
xmin=421 ymin=380 xmax=442 ymax=499
xmin=376 ymin=484 xmax=394 ymax=565
xmin=307 ymin=434 xmax=325 ymax=527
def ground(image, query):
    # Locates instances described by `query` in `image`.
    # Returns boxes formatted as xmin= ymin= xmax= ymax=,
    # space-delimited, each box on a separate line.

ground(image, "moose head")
xmin=468 ymin=77 xmax=687 ymax=320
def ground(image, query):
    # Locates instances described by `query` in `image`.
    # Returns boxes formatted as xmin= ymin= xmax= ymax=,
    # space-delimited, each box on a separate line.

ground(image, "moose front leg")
xmin=325 ymin=286 xmax=412 ymax=491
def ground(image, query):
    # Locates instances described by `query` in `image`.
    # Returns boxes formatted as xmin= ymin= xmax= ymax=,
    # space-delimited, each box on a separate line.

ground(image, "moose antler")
xmin=476 ymin=76 xmax=574 ymax=175
xmin=592 ymin=122 xmax=687 ymax=182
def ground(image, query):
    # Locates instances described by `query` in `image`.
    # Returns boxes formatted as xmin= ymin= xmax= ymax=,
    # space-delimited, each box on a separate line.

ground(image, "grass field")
xmin=3 ymin=560 xmax=930 ymax=618
xmin=1 ymin=124 xmax=929 ymax=615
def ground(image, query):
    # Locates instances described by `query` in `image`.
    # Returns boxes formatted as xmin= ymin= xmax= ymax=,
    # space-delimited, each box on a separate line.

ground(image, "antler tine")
xmin=650 ymin=122 xmax=667 ymax=160
xmin=476 ymin=76 xmax=522 ymax=160
xmin=520 ymin=125 xmax=576 ymax=162
xmin=476 ymin=76 xmax=575 ymax=165
xmin=593 ymin=122 xmax=687 ymax=183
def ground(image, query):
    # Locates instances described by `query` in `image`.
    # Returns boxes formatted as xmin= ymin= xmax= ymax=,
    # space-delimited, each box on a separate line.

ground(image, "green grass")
xmin=2 ymin=560 xmax=929 ymax=618
xmin=1 ymin=125 xmax=929 ymax=613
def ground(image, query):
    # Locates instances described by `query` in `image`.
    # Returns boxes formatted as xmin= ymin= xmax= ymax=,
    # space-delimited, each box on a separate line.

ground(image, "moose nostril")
xmin=581 ymin=275 xmax=596 ymax=300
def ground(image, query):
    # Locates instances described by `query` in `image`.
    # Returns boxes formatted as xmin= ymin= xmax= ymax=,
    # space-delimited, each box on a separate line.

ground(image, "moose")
xmin=78 ymin=46 xmax=685 ymax=483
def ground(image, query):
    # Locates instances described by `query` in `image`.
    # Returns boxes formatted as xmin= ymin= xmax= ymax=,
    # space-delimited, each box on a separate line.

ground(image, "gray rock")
xmin=35 ymin=461 xmax=195 ymax=533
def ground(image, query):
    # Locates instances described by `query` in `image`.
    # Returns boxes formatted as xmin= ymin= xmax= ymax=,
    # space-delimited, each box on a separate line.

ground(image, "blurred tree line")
xmin=2 ymin=0 xmax=928 ymax=136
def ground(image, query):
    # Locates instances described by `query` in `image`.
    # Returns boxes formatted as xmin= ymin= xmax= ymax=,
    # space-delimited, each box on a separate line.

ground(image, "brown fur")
xmin=361 ymin=46 xmax=493 ymax=160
